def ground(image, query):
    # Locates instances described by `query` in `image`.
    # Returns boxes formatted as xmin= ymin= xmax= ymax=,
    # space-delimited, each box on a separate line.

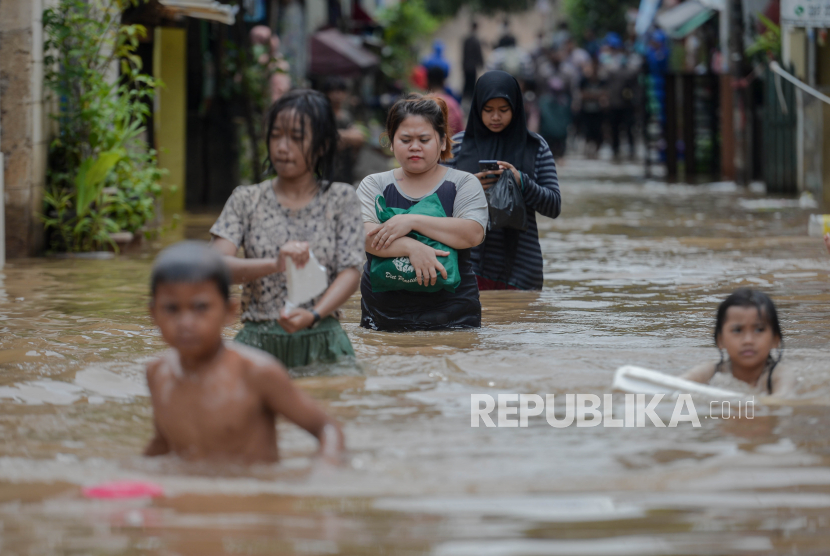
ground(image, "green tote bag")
xmin=369 ymin=194 xmax=461 ymax=293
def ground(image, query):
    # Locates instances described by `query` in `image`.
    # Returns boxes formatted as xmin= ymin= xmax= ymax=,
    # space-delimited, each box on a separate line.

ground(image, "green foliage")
xmin=562 ymin=0 xmax=633 ymax=45
xmin=377 ymin=0 xmax=439 ymax=82
xmin=42 ymin=0 xmax=165 ymax=252
xmin=746 ymin=15 xmax=781 ymax=61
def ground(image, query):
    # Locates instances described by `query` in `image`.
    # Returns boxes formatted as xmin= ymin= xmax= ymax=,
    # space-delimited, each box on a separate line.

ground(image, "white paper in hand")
xmin=285 ymin=251 xmax=328 ymax=306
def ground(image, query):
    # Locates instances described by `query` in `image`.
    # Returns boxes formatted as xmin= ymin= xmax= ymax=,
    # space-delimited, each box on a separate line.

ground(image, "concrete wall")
xmin=0 ymin=0 xmax=52 ymax=258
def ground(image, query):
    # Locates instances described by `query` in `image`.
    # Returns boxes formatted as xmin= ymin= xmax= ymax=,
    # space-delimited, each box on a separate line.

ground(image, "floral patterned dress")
xmin=210 ymin=180 xmax=365 ymax=368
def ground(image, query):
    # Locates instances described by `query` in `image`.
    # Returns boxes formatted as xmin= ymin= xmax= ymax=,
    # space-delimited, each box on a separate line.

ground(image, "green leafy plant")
xmin=746 ymin=15 xmax=781 ymax=61
xmin=377 ymin=0 xmax=439 ymax=83
xmin=42 ymin=0 xmax=165 ymax=252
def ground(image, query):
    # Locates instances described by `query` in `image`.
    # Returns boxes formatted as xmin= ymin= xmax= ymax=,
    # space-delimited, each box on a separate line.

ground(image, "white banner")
xmin=781 ymin=0 xmax=830 ymax=27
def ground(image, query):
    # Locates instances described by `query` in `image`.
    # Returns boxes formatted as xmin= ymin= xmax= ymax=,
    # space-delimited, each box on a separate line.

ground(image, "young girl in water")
xmin=210 ymin=90 xmax=365 ymax=368
xmin=683 ymin=289 xmax=795 ymax=396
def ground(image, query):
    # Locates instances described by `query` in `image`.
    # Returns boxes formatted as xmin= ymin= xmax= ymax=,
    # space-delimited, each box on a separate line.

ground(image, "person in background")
xmin=462 ymin=21 xmax=485 ymax=101
xmin=539 ymin=45 xmax=578 ymax=102
xmin=601 ymin=33 xmax=638 ymax=161
xmin=825 ymin=233 xmax=830 ymax=254
xmin=582 ymin=29 xmax=600 ymax=59
xmin=321 ymin=77 xmax=365 ymax=185
xmin=488 ymin=42 xmax=534 ymax=84
xmin=564 ymin=36 xmax=590 ymax=75
xmin=497 ymin=17 xmax=517 ymax=48
xmin=578 ymin=58 xmax=608 ymax=159
xmin=210 ymin=90 xmax=364 ymax=369
xmin=427 ymin=66 xmax=465 ymax=137
xmin=551 ymin=21 xmax=571 ymax=52
xmin=523 ymin=77 xmax=541 ymax=134
xmin=422 ymin=40 xmax=451 ymax=82
xmin=538 ymin=76 xmax=572 ymax=159
xmin=447 ymin=71 xmax=562 ymax=291
xmin=530 ymin=31 xmax=549 ymax=72
xmin=562 ymin=36 xmax=589 ymax=144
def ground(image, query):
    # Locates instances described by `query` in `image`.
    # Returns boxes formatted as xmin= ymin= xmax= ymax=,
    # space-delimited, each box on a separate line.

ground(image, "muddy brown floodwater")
xmin=1 ymin=160 xmax=830 ymax=555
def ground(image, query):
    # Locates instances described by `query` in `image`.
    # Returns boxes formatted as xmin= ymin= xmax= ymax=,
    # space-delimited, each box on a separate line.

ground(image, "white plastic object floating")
xmin=612 ymin=365 xmax=744 ymax=400
xmin=285 ymin=251 xmax=328 ymax=306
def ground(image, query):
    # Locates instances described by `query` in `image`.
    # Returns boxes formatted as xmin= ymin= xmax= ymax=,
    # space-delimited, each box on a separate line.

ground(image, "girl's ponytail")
xmin=425 ymin=94 xmax=455 ymax=161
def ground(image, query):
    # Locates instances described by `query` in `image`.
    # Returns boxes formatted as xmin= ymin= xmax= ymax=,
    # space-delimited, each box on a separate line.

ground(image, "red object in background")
xmin=411 ymin=65 xmax=428 ymax=90
xmin=82 ymin=480 xmax=164 ymax=499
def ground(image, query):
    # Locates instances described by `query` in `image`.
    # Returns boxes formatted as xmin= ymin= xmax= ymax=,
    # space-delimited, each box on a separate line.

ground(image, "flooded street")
xmin=1 ymin=160 xmax=830 ymax=555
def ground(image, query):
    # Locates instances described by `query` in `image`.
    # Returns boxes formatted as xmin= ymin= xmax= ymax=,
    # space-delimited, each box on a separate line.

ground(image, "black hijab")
xmin=454 ymin=70 xmax=539 ymax=177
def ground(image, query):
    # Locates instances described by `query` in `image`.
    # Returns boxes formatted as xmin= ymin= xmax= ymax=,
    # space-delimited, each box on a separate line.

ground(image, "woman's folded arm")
xmin=408 ymin=215 xmax=484 ymax=249
xmin=367 ymin=216 xmax=484 ymax=252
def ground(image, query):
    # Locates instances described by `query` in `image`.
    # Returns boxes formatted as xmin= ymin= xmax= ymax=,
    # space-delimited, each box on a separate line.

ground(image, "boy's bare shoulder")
xmin=682 ymin=362 xmax=717 ymax=384
xmin=145 ymin=349 xmax=180 ymax=381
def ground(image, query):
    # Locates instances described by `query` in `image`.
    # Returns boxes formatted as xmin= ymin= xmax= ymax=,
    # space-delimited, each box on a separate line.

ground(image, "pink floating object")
xmin=82 ymin=480 xmax=164 ymax=499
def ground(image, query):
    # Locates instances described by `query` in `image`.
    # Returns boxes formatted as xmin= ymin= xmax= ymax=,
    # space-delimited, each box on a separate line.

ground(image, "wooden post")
xmin=153 ymin=27 xmax=187 ymax=215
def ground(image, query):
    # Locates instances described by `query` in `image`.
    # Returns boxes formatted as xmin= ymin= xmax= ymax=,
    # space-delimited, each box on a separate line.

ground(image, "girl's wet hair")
xmin=385 ymin=93 xmax=455 ymax=162
xmin=714 ymin=288 xmax=783 ymax=392
xmin=151 ymin=241 xmax=231 ymax=301
xmin=264 ymin=89 xmax=338 ymax=188
xmin=714 ymin=288 xmax=782 ymax=344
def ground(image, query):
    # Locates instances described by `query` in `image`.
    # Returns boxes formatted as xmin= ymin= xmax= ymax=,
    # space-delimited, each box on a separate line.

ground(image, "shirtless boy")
xmin=144 ymin=241 xmax=344 ymax=463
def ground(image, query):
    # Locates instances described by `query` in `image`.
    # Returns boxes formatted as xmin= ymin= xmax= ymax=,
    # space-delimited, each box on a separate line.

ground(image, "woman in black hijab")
xmin=446 ymin=70 xmax=562 ymax=291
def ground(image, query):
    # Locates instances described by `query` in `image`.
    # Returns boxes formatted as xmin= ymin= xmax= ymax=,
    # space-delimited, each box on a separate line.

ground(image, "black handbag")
xmin=486 ymin=169 xmax=527 ymax=231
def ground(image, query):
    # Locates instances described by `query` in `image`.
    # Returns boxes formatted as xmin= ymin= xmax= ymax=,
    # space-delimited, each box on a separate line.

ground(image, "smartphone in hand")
xmin=478 ymin=160 xmax=499 ymax=180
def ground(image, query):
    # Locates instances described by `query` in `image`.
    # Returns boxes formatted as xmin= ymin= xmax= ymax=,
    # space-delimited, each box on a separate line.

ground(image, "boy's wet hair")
xmin=151 ymin=241 xmax=231 ymax=301
xmin=714 ymin=288 xmax=782 ymax=344
xmin=263 ymin=89 xmax=338 ymax=188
